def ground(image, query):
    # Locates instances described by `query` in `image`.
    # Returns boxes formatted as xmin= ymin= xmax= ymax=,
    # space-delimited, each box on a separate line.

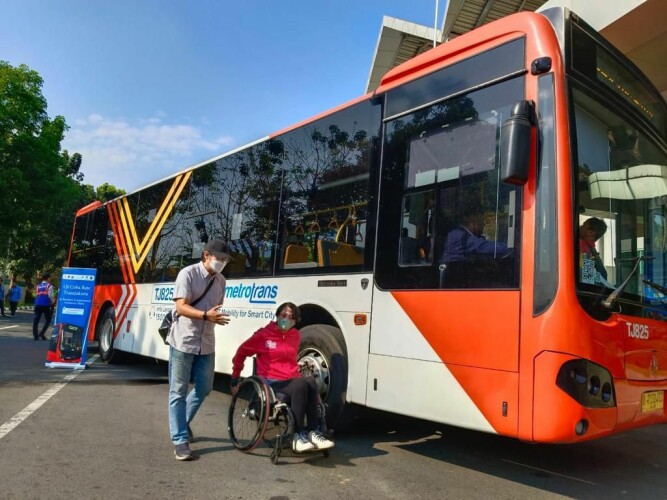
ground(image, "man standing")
xmin=33 ymin=273 xmax=55 ymax=340
xmin=168 ymin=239 xmax=232 ymax=461
xmin=9 ymin=281 xmax=21 ymax=317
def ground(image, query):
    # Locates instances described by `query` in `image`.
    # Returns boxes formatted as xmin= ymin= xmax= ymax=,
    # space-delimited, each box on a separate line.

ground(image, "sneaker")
xmin=174 ymin=443 xmax=193 ymax=461
xmin=308 ymin=430 xmax=335 ymax=450
xmin=187 ymin=424 xmax=194 ymax=442
xmin=292 ymin=431 xmax=315 ymax=453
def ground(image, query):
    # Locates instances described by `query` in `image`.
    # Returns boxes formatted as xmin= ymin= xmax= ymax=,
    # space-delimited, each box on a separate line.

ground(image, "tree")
xmin=96 ymin=182 xmax=126 ymax=202
xmin=0 ymin=61 xmax=125 ymax=282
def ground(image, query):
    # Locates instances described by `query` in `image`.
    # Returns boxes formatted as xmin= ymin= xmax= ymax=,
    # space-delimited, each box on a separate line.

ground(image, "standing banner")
xmin=45 ymin=267 xmax=97 ymax=369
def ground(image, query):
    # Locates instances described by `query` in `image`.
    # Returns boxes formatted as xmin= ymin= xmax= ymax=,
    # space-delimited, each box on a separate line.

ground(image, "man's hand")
xmin=206 ymin=306 xmax=230 ymax=326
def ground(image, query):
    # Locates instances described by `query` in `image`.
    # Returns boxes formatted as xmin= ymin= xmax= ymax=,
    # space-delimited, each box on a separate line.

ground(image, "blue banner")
xmin=45 ymin=267 xmax=97 ymax=369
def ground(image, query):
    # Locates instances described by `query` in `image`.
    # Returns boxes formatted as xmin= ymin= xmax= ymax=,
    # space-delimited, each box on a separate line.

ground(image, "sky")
xmin=1 ymin=0 xmax=448 ymax=193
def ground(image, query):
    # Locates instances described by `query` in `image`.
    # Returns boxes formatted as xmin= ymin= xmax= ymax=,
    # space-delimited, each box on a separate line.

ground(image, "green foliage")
xmin=0 ymin=61 xmax=123 ymax=281
xmin=96 ymin=182 xmax=126 ymax=202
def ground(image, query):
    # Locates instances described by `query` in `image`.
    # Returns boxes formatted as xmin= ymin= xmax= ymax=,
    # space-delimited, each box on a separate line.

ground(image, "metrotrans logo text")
xmin=225 ymin=283 xmax=278 ymax=304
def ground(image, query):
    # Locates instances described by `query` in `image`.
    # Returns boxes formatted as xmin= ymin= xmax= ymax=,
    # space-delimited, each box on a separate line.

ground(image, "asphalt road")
xmin=1 ymin=311 xmax=666 ymax=500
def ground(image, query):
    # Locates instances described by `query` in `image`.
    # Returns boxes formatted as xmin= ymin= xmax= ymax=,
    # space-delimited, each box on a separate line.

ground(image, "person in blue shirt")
xmin=441 ymin=212 xmax=509 ymax=263
xmin=33 ymin=273 xmax=55 ymax=340
xmin=440 ymin=210 xmax=513 ymax=288
xmin=8 ymin=281 xmax=21 ymax=317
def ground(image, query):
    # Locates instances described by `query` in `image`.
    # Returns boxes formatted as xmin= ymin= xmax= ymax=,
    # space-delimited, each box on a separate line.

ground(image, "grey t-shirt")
xmin=167 ymin=261 xmax=226 ymax=355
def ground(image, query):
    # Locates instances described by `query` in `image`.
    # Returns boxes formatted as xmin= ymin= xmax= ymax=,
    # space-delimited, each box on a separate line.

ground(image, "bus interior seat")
xmin=317 ymin=239 xmax=363 ymax=266
xmin=284 ymin=244 xmax=309 ymax=265
xmin=329 ymin=242 xmax=363 ymax=266
xmin=317 ymin=239 xmax=337 ymax=266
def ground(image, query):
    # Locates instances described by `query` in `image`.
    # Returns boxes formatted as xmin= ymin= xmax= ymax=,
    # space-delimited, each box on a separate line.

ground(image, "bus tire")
xmin=97 ymin=308 xmax=122 ymax=363
xmin=298 ymin=325 xmax=348 ymax=431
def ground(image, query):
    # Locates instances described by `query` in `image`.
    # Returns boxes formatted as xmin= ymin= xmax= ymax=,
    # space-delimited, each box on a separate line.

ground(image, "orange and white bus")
xmin=69 ymin=7 xmax=666 ymax=442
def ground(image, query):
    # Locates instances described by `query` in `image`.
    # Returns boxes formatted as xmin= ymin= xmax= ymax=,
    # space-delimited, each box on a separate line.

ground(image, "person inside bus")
xmin=579 ymin=217 xmax=608 ymax=282
xmin=439 ymin=209 xmax=512 ymax=287
xmin=230 ymin=302 xmax=335 ymax=453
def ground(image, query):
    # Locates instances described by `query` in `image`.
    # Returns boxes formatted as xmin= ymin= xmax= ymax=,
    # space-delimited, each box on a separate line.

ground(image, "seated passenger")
xmin=579 ymin=217 xmax=609 ymax=284
xmin=439 ymin=211 xmax=512 ymax=288
xmin=441 ymin=212 xmax=510 ymax=263
xmin=230 ymin=302 xmax=334 ymax=453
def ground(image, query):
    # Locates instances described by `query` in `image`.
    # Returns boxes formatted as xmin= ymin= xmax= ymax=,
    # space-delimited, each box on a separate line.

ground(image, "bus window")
xmin=277 ymin=99 xmax=380 ymax=272
xmin=69 ymin=208 xmax=109 ymax=278
xmin=377 ymin=77 xmax=523 ymax=290
xmin=574 ymin=86 xmax=667 ymax=314
xmin=187 ymin=141 xmax=283 ymax=278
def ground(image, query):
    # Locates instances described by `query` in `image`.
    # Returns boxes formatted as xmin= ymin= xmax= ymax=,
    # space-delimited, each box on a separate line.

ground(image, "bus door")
xmin=369 ymin=68 xmax=525 ymax=430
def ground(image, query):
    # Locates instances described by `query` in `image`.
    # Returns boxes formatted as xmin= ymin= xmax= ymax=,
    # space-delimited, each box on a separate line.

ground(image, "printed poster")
xmin=45 ymin=267 xmax=97 ymax=369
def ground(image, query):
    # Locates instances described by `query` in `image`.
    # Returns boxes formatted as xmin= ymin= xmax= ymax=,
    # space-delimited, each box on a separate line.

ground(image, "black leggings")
xmin=270 ymin=377 xmax=319 ymax=433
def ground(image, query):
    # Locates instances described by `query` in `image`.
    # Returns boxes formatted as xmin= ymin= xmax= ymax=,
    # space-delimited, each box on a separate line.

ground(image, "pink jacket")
xmin=231 ymin=321 xmax=301 ymax=381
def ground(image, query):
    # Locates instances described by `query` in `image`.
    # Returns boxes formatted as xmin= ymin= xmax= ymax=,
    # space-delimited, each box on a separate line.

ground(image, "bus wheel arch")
xmin=297 ymin=322 xmax=348 ymax=432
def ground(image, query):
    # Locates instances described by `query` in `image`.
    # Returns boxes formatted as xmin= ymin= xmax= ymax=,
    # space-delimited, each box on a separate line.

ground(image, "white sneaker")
xmin=292 ymin=432 xmax=315 ymax=453
xmin=308 ymin=430 xmax=335 ymax=450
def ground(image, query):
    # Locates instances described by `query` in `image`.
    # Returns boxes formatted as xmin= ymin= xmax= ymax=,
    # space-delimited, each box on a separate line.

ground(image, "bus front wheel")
xmin=298 ymin=325 xmax=348 ymax=431
xmin=97 ymin=308 xmax=121 ymax=363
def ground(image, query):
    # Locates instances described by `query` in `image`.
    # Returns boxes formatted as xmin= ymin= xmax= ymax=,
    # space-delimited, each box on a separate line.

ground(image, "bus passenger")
xmin=579 ymin=217 xmax=608 ymax=282
xmin=230 ymin=302 xmax=335 ymax=453
xmin=168 ymin=239 xmax=232 ymax=461
xmin=441 ymin=211 xmax=510 ymax=263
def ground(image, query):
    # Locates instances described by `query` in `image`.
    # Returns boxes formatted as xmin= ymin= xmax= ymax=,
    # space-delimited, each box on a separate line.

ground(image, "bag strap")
xmin=190 ymin=277 xmax=216 ymax=308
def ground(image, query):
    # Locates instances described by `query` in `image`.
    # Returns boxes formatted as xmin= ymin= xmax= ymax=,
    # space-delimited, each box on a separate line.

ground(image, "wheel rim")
xmin=99 ymin=318 xmax=113 ymax=353
xmin=298 ymin=348 xmax=330 ymax=399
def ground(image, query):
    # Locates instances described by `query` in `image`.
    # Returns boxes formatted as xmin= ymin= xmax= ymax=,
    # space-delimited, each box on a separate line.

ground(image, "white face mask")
xmin=209 ymin=257 xmax=227 ymax=274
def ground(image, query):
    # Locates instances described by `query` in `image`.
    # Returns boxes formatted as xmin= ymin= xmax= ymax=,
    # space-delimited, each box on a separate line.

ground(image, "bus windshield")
xmin=574 ymin=86 xmax=667 ymax=316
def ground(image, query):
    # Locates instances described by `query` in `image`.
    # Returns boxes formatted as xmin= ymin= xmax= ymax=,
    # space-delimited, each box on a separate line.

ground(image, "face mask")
xmin=276 ymin=318 xmax=295 ymax=331
xmin=209 ymin=258 xmax=227 ymax=274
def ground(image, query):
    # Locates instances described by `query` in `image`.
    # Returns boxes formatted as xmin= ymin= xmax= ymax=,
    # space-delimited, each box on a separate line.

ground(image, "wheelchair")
xmin=227 ymin=375 xmax=330 ymax=464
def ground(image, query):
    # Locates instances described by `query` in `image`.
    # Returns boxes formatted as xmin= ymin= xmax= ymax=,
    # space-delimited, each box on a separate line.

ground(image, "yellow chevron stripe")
xmin=118 ymin=171 xmax=193 ymax=274
xmin=120 ymin=173 xmax=187 ymax=255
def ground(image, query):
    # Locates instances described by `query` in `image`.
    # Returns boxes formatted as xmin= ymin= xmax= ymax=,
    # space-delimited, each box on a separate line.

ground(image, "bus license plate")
xmin=641 ymin=391 xmax=664 ymax=412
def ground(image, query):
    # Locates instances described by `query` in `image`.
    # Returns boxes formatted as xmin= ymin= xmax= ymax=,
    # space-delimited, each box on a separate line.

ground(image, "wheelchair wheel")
xmin=228 ymin=377 xmax=271 ymax=452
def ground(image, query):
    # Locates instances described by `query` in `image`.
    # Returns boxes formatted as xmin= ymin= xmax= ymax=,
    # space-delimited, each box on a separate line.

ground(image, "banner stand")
xmin=45 ymin=268 xmax=96 ymax=369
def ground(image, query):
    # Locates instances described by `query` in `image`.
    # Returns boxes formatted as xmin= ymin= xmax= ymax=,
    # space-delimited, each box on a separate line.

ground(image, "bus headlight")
xmin=556 ymin=359 xmax=616 ymax=408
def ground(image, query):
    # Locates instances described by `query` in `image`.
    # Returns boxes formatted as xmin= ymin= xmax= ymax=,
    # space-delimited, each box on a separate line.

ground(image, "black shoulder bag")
xmin=158 ymin=278 xmax=216 ymax=345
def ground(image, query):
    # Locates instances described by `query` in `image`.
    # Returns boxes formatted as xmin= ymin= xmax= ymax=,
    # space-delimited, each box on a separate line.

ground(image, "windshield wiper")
xmin=602 ymin=255 xmax=654 ymax=310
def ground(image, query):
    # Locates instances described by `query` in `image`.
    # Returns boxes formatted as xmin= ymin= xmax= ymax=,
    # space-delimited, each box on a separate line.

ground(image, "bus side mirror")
xmin=500 ymin=100 xmax=535 ymax=185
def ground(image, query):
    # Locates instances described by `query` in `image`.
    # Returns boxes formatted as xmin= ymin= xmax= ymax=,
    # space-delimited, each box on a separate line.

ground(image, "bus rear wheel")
xmin=298 ymin=325 xmax=348 ymax=431
xmin=97 ymin=308 xmax=122 ymax=363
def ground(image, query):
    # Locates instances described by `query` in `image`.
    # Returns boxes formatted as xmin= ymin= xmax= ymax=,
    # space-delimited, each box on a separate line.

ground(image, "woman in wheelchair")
xmin=230 ymin=302 xmax=335 ymax=453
